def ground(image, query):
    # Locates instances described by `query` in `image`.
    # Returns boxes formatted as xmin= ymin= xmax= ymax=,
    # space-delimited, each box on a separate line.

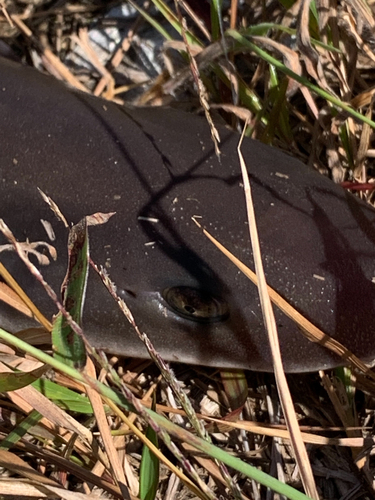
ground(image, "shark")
xmin=1 ymin=57 xmax=375 ymax=372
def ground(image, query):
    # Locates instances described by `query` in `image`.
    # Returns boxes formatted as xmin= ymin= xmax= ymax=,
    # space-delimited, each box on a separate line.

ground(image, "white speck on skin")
xmin=313 ymin=274 xmax=325 ymax=281
xmin=138 ymin=216 xmax=159 ymax=223
xmin=144 ymin=241 xmax=156 ymax=247
xmin=275 ymin=172 xmax=289 ymax=179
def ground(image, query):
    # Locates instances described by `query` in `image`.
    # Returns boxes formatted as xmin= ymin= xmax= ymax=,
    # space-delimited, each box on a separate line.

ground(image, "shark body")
xmin=1 ymin=58 xmax=375 ymax=372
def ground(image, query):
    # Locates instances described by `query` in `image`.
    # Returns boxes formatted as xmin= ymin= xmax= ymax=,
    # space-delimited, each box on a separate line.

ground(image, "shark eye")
xmin=163 ymin=286 xmax=229 ymax=323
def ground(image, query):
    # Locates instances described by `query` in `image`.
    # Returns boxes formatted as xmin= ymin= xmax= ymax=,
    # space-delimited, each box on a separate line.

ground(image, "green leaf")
xmin=32 ymin=378 xmax=97 ymax=414
xmin=0 ymin=364 xmax=47 ymax=392
xmin=139 ymin=396 xmax=159 ymax=500
xmin=52 ymin=218 xmax=89 ymax=369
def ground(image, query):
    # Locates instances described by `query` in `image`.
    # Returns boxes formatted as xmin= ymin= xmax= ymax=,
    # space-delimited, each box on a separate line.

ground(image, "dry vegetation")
xmin=0 ymin=0 xmax=375 ymax=499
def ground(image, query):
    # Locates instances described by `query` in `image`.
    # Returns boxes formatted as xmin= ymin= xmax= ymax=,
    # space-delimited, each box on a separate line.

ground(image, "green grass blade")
xmin=210 ymin=0 xmax=222 ymax=41
xmin=0 ymin=410 xmax=42 ymax=450
xmin=261 ymin=69 xmax=292 ymax=144
xmin=137 ymin=0 xmax=202 ymax=46
xmin=128 ymin=0 xmax=174 ymax=41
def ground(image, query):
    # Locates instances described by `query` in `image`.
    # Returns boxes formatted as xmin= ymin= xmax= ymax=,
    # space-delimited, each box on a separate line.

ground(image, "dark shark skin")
xmin=1 ymin=57 xmax=375 ymax=372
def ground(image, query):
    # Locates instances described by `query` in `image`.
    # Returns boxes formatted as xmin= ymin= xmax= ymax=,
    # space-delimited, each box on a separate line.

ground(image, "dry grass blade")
xmin=139 ymin=400 xmax=369 ymax=436
xmin=296 ymin=0 xmax=327 ymax=87
xmin=354 ymin=103 xmax=373 ymax=179
xmin=0 ymin=449 xmax=60 ymax=487
xmin=0 ymin=1 xmax=12 ymax=27
xmin=351 ymin=86 xmax=375 ymax=109
xmin=0 ymin=281 xmax=34 ymax=318
xmin=10 ymin=15 xmax=89 ymax=92
xmin=0 ymin=479 xmax=106 ymax=499
xmin=184 ymin=24 xmax=221 ymax=156
xmin=341 ymin=6 xmax=375 ymax=64
xmin=348 ymin=0 xmax=375 ymax=28
xmin=203 ymin=416 xmax=370 ymax=447
xmin=84 ymin=357 xmax=130 ymax=498
xmin=317 ymin=0 xmax=330 ymax=31
xmin=0 ymin=262 xmax=52 ymax=332
xmin=14 ymin=440 xmax=123 ymax=498
xmin=38 ymin=188 xmax=69 ymax=228
xmin=71 ymin=28 xmax=116 ymax=99
xmin=94 ymin=12 xmax=144 ymax=98
xmin=162 ymin=38 xmax=234 ymax=94
xmin=319 ymin=371 xmax=363 ymax=458
xmin=179 ymin=0 xmax=211 ymax=40
xmin=0 ymin=480 xmax=113 ymax=499
xmin=175 ymin=4 xmax=221 ymax=157
xmin=236 ymin=127 xmax=319 ymax=499
xmin=210 ymin=103 xmax=253 ymax=122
